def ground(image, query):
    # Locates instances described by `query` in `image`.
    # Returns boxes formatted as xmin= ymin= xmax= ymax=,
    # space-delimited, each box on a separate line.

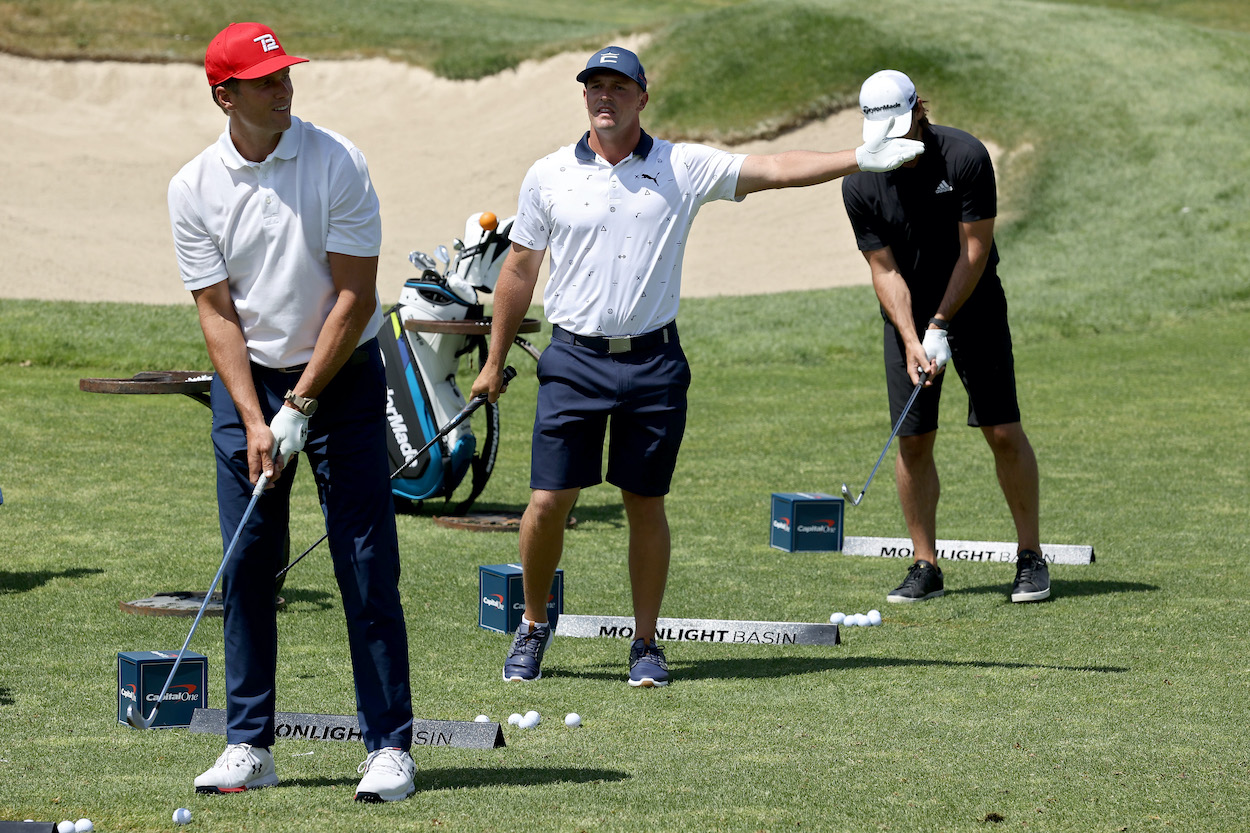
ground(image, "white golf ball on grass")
xmin=57 ymin=822 xmax=75 ymax=833
xmin=173 ymin=807 xmax=192 ymax=825
xmin=474 ymin=714 xmax=490 ymax=723
xmin=867 ymin=609 xmax=883 ymax=626
xmin=74 ymin=821 xmax=94 ymax=833
xmin=564 ymin=712 xmax=581 ymax=728
xmin=829 ymin=612 xmax=845 ymax=625
xmin=507 ymin=713 xmax=522 ymax=725
xmin=519 ymin=710 xmax=541 ymax=729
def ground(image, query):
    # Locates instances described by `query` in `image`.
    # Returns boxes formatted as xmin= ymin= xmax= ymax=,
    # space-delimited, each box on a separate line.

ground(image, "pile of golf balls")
xmin=830 ymin=610 xmax=883 ymax=627
xmin=173 ymin=807 xmax=192 ymax=825
xmin=500 ymin=710 xmax=582 ymax=728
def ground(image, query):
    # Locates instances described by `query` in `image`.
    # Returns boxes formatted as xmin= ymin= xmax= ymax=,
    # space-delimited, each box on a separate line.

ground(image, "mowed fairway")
xmin=1 ymin=1 xmax=1248 ymax=831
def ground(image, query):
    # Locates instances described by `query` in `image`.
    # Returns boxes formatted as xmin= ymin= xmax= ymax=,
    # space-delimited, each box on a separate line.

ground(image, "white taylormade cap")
xmin=859 ymin=69 xmax=917 ymax=141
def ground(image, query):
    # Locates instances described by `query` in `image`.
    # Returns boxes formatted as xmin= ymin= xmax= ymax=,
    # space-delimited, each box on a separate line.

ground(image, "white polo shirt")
xmin=168 ymin=116 xmax=384 ymax=368
xmin=511 ymin=131 xmax=746 ymax=337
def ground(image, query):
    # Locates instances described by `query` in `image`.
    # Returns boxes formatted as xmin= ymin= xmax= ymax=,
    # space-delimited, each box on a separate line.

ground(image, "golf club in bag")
xmin=273 ymin=365 xmax=517 ymax=584
xmin=381 ymin=211 xmax=537 ymax=512
xmin=841 ymin=370 xmax=929 ymax=507
xmin=126 ymin=473 xmax=270 ymax=729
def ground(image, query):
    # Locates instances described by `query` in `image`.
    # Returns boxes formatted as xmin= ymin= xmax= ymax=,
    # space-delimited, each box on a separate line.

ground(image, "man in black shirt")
xmin=841 ymin=69 xmax=1050 ymax=604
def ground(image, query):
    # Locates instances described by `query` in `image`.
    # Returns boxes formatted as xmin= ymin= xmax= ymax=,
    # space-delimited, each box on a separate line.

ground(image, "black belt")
xmin=551 ymin=322 xmax=677 ymax=354
xmin=268 ymin=339 xmax=376 ymax=374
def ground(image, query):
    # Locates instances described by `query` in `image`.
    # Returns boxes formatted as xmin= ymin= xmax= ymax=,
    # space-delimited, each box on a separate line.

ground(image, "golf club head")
xmin=841 ymin=483 xmax=864 ymax=506
xmin=125 ymin=702 xmax=154 ymax=730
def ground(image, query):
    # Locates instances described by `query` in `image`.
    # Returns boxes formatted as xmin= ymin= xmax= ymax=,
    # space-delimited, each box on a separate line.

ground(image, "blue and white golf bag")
xmin=377 ymin=212 xmax=514 ymax=512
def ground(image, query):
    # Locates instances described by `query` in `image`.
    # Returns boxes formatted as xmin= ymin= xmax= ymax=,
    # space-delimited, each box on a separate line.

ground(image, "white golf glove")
xmin=922 ymin=327 xmax=951 ymax=370
xmin=855 ymin=117 xmax=925 ymax=172
xmin=269 ymin=405 xmax=309 ymax=464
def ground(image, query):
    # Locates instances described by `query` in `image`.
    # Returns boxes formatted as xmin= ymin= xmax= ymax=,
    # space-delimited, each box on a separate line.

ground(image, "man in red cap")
xmin=168 ymin=22 xmax=417 ymax=802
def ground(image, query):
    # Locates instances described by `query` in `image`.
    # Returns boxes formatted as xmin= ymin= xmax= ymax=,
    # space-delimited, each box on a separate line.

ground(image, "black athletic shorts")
xmin=883 ymin=309 xmax=1021 ymax=436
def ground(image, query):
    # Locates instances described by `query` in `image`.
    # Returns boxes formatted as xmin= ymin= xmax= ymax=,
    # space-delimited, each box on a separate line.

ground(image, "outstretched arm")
xmin=735 ymin=122 xmax=924 ymax=198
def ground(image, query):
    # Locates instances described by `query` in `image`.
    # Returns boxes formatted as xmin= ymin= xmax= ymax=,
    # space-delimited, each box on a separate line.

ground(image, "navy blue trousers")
xmin=209 ymin=339 xmax=412 ymax=751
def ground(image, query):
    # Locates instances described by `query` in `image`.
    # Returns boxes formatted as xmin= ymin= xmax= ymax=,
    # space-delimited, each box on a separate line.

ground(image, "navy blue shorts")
xmin=530 ymin=330 xmax=690 ymax=496
xmin=884 ymin=309 xmax=1021 ymax=435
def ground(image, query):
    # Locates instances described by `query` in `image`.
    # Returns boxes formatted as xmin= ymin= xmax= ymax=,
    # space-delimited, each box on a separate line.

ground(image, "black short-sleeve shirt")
xmin=842 ymin=124 xmax=1005 ymax=321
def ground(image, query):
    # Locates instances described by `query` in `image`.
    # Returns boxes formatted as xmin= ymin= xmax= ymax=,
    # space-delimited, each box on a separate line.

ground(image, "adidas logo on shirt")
xmin=935 ymin=180 xmax=953 ymax=194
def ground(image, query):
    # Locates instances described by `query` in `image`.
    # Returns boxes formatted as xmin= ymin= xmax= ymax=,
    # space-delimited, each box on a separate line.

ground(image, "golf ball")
xmin=507 ymin=713 xmax=522 ymax=725
xmin=474 ymin=714 xmax=490 ymax=723
xmin=867 ymin=609 xmax=883 ymax=626
xmin=57 ymin=822 xmax=75 ymax=833
xmin=519 ymin=714 xmax=539 ymax=729
xmin=855 ymin=613 xmax=871 ymax=627
xmin=75 ymin=821 xmax=94 ymax=833
xmin=173 ymin=807 xmax=192 ymax=825
xmin=829 ymin=612 xmax=845 ymax=625
xmin=565 ymin=712 xmax=581 ymax=728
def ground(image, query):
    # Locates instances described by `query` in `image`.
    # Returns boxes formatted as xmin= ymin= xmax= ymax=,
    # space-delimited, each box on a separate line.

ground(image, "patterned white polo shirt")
xmin=510 ymin=130 xmax=746 ymax=337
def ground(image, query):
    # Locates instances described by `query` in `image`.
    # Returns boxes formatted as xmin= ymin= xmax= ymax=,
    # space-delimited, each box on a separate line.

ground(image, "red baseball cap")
xmin=205 ymin=22 xmax=308 ymax=87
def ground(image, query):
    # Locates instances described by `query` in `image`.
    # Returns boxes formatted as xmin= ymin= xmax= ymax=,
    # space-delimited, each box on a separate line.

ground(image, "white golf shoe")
xmin=354 ymin=747 xmax=416 ymax=802
xmin=194 ymin=743 xmax=278 ymax=794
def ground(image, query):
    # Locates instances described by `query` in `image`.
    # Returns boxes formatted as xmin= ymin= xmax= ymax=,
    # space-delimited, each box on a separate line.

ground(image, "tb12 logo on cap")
xmin=254 ymin=33 xmax=280 ymax=53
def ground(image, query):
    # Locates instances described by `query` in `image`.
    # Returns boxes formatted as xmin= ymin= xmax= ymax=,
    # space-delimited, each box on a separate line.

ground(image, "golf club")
xmin=274 ymin=365 xmax=517 ymax=583
xmin=126 ymin=472 xmax=269 ymax=729
xmin=841 ymin=369 xmax=929 ymax=507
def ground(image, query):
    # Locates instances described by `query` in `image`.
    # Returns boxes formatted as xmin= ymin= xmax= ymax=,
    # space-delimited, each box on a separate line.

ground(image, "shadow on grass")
xmin=281 ymin=767 xmax=629 ymax=791
xmin=0 ymin=684 xmax=13 ymax=706
xmin=420 ymin=765 xmax=629 ymax=791
xmin=0 ymin=567 xmax=103 ymax=594
xmin=954 ymin=579 xmax=1158 ymax=598
xmin=394 ymin=498 xmax=626 ymax=528
xmin=274 ymin=587 xmax=337 ymax=612
xmin=563 ymin=654 xmax=1127 ymax=683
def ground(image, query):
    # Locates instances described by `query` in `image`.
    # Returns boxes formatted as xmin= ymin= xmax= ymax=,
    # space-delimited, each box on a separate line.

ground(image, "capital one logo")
xmin=254 ymin=34 xmax=280 ymax=53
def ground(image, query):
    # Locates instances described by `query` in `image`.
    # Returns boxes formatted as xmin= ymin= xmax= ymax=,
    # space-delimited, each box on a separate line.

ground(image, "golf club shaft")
xmin=132 ymin=473 xmax=268 ymax=728
xmin=273 ymin=366 xmax=516 ymax=583
xmin=854 ymin=370 xmax=929 ymax=502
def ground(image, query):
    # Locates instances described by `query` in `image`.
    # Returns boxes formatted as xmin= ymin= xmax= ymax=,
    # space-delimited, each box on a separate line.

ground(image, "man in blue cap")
xmin=472 ymin=45 xmax=923 ymax=687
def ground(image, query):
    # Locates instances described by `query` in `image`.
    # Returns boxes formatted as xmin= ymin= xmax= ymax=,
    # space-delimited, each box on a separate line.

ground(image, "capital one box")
xmin=771 ymin=492 xmax=844 ymax=552
xmin=118 ymin=650 xmax=208 ymax=729
xmin=479 ymin=564 xmax=563 ymax=634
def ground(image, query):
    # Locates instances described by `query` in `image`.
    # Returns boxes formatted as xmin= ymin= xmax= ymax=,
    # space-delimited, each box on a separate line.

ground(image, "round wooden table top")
xmin=402 ymin=316 xmax=542 ymax=335
xmin=79 ymin=370 xmax=214 ymax=395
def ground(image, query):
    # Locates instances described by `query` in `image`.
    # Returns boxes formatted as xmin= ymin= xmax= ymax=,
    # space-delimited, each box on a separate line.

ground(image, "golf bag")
xmin=377 ymin=212 xmax=514 ymax=513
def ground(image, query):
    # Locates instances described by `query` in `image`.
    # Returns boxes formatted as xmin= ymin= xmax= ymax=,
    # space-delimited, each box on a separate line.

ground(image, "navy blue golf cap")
xmin=576 ymin=45 xmax=647 ymax=91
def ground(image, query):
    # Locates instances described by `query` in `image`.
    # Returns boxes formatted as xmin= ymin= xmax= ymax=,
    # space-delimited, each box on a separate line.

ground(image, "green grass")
xmin=2 ymin=298 xmax=1248 ymax=832
xmin=3 ymin=0 xmax=1250 ymax=830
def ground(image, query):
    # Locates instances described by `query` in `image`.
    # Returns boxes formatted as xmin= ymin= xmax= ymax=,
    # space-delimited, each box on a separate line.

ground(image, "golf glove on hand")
xmin=922 ymin=327 xmax=951 ymax=370
xmin=856 ymin=117 xmax=925 ymax=172
xmin=269 ymin=406 xmax=309 ymax=464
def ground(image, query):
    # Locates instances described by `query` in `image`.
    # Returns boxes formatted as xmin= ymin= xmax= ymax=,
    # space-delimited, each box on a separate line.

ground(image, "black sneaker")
xmin=1011 ymin=550 xmax=1051 ymax=603
xmin=627 ymin=638 xmax=670 ymax=687
xmin=886 ymin=560 xmax=945 ymax=603
xmin=502 ymin=621 xmax=553 ymax=682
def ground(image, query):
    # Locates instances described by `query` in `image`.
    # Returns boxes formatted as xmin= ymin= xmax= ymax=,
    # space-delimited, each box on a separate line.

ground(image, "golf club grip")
xmin=389 ymin=365 xmax=516 ymax=478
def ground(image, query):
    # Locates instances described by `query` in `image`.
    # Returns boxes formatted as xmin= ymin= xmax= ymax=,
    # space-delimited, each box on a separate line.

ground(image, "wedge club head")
xmin=841 ymin=482 xmax=864 ymax=506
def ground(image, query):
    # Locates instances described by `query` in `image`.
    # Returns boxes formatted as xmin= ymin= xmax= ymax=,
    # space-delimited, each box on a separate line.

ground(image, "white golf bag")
xmin=377 ymin=212 xmax=515 ymax=512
